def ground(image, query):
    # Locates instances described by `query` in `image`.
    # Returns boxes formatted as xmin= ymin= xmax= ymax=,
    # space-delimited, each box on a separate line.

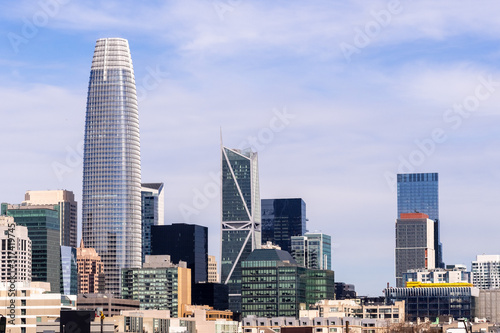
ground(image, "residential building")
xmin=121 ymin=255 xmax=191 ymax=317
xmin=2 ymin=203 xmax=61 ymax=292
xmin=77 ymin=293 xmax=140 ymax=317
xmin=385 ymin=285 xmax=479 ymax=322
xmin=397 ymin=173 xmax=443 ymax=268
xmin=221 ymin=146 xmax=261 ymax=313
xmin=0 ymin=216 xmax=31 ymax=282
xmin=76 ymin=239 xmax=105 ymax=294
xmin=208 ymin=255 xmax=219 ymax=283
xmin=0 ymin=282 xmax=62 ymax=333
xmin=23 ymin=190 xmax=77 ymax=248
xmin=82 ymin=37 xmax=142 ymax=295
xmin=403 ymin=265 xmax=471 ymax=286
xmin=291 ymin=233 xmax=332 ymax=270
xmin=60 ymin=246 xmax=77 ymax=295
xmin=261 ymin=198 xmax=307 ymax=253
xmin=141 ymin=183 xmax=164 ymax=263
xmin=151 ymin=223 xmax=208 ymax=284
xmin=395 ymin=212 xmax=435 ymax=287
xmin=472 ymin=255 xmax=500 ymax=289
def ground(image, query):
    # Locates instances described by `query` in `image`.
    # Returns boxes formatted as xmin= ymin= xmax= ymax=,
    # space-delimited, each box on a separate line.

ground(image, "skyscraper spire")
xmin=82 ymin=38 xmax=142 ymax=295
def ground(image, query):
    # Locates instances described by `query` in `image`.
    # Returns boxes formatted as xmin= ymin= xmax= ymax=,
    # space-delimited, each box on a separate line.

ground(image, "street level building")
xmin=82 ymin=37 xmax=142 ymax=295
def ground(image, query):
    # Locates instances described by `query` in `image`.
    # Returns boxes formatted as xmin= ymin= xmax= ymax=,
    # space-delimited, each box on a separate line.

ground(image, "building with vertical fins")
xmin=395 ymin=213 xmax=435 ymax=287
xmin=261 ymin=198 xmax=307 ymax=253
xmin=221 ymin=146 xmax=261 ymax=313
xmin=82 ymin=38 xmax=142 ymax=295
xmin=397 ymin=173 xmax=443 ymax=268
xmin=141 ymin=183 xmax=164 ymax=263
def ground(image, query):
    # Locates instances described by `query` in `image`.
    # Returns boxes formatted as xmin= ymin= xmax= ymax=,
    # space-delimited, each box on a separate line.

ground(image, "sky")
xmin=1 ymin=0 xmax=500 ymax=296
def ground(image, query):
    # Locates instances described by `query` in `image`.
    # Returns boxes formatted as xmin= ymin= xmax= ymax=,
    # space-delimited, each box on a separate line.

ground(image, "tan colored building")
xmin=77 ymin=293 xmax=140 ymax=317
xmin=23 ymin=190 xmax=77 ymax=248
xmin=0 ymin=216 xmax=32 ymax=282
xmin=208 ymin=255 xmax=219 ymax=283
xmin=0 ymin=282 xmax=62 ymax=333
xmin=182 ymin=304 xmax=233 ymax=321
xmin=77 ymin=239 xmax=105 ymax=294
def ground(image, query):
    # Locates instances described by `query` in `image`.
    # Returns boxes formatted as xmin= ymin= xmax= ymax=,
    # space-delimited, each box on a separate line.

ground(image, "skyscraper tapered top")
xmin=82 ymin=38 xmax=141 ymax=296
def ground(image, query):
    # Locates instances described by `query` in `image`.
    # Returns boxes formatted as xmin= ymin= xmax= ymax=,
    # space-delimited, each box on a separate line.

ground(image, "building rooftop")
xmin=245 ymin=249 xmax=297 ymax=264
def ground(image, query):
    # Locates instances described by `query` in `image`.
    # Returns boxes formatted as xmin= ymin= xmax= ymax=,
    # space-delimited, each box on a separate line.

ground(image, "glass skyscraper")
xmin=141 ymin=183 xmax=164 ymax=263
xmin=221 ymin=146 xmax=261 ymax=313
xmin=397 ymin=173 xmax=443 ymax=268
xmin=82 ymin=38 xmax=142 ymax=295
xmin=291 ymin=232 xmax=332 ymax=270
xmin=261 ymin=198 xmax=307 ymax=253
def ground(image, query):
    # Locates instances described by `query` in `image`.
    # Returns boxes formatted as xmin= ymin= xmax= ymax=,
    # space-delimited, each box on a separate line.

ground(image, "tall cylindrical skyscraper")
xmin=82 ymin=38 xmax=142 ymax=295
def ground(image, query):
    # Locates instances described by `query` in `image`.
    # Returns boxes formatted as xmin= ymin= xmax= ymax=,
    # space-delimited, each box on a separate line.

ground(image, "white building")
xmin=403 ymin=265 xmax=471 ymax=286
xmin=0 ymin=216 xmax=31 ymax=282
xmin=472 ymin=255 xmax=500 ymax=289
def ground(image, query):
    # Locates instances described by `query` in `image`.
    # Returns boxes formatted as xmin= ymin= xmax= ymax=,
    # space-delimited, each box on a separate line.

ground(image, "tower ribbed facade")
xmin=220 ymin=146 xmax=261 ymax=313
xmin=82 ymin=38 xmax=141 ymax=295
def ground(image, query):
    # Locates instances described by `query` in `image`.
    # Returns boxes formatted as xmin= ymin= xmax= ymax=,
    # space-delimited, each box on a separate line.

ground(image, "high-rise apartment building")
xmin=395 ymin=213 xmax=435 ymax=287
xmin=151 ymin=223 xmax=208 ymax=284
xmin=2 ymin=203 xmax=61 ymax=292
xmin=77 ymin=240 xmax=105 ymax=294
xmin=141 ymin=183 xmax=164 ymax=262
xmin=291 ymin=232 xmax=332 ymax=270
xmin=221 ymin=146 xmax=261 ymax=313
xmin=82 ymin=38 xmax=142 ymax=295
xmin=397 ymin=173 xmax=443 ymax=268
xmin=472 ymin=255 xmax=500 ymax=289
xmin=0 ymin=216 xmax=31 ymax=282
xmin=208 ymin=255 xmax=219 ymax=283
xmin=261 ymin=198 xmax=306 ymax=253
xmin=23 ymin=190 xmax=77 ymax=248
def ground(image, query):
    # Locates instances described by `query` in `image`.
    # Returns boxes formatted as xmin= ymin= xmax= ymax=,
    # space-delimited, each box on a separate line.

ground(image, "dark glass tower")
xmin=397 ymin=173 xmax=443 ymax=269
xmin=261 ymin=198 xmax=306 ymax=252
xmin=221 ymin=146 xmax=261 ymax=313
xmin=141 ymin=183 xmax=164 ymax=263
xmin=151 ymin=223 xmax=208 ymax=284
xmin=82 ymin=38 xmax=142 ymax=295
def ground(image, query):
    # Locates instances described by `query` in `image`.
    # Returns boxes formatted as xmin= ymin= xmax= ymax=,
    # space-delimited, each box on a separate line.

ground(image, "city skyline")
xmin=1 ymin=1 xmax=500 ymax=296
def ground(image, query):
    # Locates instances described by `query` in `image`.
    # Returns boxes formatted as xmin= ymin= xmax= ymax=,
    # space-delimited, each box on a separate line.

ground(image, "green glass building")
xmin=241 ymin=249 xmax=335 ymax=318
xmin=2 ymin=203 xmax=61 ymax=293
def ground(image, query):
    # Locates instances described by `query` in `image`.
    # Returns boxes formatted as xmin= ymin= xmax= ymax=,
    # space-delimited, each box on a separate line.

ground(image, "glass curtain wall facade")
xmin=60 ymin=246 xmax=78 ymax=295
xmin=82 ymin=38 xmax=142 ymax=295
xmin=141 ymin=183 xmax=164 ymax=263
xmin=397 ymin=173 xmax=443 ymax=268
xmin=261 ymin=198 xmax=306 ymax=252
xmin=291 ymin=233 xmax=332 ymax=270
xmin=221 ymin=146 xmax=261 ymax=313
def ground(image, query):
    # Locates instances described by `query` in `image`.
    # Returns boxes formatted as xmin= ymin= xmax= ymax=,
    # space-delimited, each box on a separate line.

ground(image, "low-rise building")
xmin=77 ymin=293 xmax=140 ymax=317
xmin=403 ymin=265 xmax=471 ymax=286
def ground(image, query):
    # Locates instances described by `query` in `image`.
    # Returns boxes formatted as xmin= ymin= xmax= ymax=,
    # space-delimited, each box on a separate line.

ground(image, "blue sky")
xmin=1 ymin=0 xmax=500 ymax=296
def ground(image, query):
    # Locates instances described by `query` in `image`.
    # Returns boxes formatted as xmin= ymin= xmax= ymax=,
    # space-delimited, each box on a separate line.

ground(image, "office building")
xmin=151 ymin=223 xmax=208 ymax=284
xmin=0 ymin=216 xmax=31 ymax=282
xmin=23 ymin=190 xmax=77 ymax=248
xmin=77 ymin=293 xmax=140 ymax=317
xmin=403 ymin=265 xmax=471 ymax=286
xmin=334 ymin=282 xmax=356 ymax=300
xmin=122 ymin=255 xmax=191 ymax=317
xmin=472 ymin=255 xmax=500 ymax=289
xmin=60 ymin=246 xmax=78 ymax=295
xmin=261 ymin=198 xmax=307 ymax=253
xmin=397 ymin=173 xmax=443 ymax=268
xmin=192 ymin=282 xmax=229 ymax=311
xmin=385 ymin=285 xmax=479 ymax=322
xmin=2 ymin=203 xmax=61 ymax=293
xmin=395 ymin=213 xmax=435 ymax=287
xmin=208 ymin=255 xmax=219 ymax=283
xmin=0 ymin=282 xmax=63 ymax=333
xmin=291 ymin=232 xmax=332 ymax=270
xmin=141 ymin=183 xmax=164 ymax=262
xmin=82 ymin=38 xmax=142 ymax=295
xmin=221 ymin=146 xmax=261 ymax=313
xmin=77 ymin=239 xmax=105 ymax=294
